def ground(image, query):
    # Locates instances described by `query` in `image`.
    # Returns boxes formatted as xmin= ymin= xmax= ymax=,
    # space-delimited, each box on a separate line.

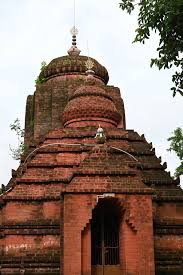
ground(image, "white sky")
xmin=0 ymin=0 xmax=182 ymax=187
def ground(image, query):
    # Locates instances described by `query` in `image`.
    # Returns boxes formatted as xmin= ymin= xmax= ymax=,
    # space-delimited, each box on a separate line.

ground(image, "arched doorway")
xmin=91 ymin=199 xmax=121 ymax=275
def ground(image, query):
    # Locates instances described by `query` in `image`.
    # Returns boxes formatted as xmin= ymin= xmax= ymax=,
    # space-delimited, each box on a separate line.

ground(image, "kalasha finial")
xmin=95 ymin=125 xmax=106 ymax=144
xmin=85 ymin=58 xmax=96 ymax=84
xmin=85 ymin=41 xmax=95 ymax=76
xmin=68 ymin=26 xmax=81 ymax=57
xmin=85 ymin=58 xmax=95 ymax=75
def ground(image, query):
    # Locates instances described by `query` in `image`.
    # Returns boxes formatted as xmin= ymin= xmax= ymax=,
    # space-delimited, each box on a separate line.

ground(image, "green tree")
xmin=9 ymin=118 xmax=26 ymax=160
xmin=35 ymin=61 xmax=47 ymax=85
xmin=167 ymin=127 xmax=183 ymax=177
xmin=119 ymin=0 xmax=183 ymax=96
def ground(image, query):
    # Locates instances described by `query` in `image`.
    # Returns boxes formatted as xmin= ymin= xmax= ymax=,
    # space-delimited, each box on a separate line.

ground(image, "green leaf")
xmin=168 ymin=127 xmax=183 ymax=176
xmin=119 ymin=0 xmax=183 ymax=96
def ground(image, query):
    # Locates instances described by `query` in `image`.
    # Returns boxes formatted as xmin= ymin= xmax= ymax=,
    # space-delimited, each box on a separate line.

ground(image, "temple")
xmin=0 ymin=28 xmax=183 ymax=275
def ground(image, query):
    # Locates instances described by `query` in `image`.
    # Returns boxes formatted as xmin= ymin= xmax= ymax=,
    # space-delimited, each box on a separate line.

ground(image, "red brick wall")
xmin=63 ymin=194 xmax=95 ymax=275
xmin=1 ymin=198 xmax=61 ymax=274
xmin=155 ymin=202 xmax=183 ymax=221
xmin=155 ymin=235 xmax=183 ymax=252
xmin=2 ymin=201 xmax=60 ymax=224
xmin=120 ymin=221 xmax=138 ymax=274
xmin=81 ymin=223 xmax=91 ymax=275
xmin=3 ymin=235 xmax=59 ymax=257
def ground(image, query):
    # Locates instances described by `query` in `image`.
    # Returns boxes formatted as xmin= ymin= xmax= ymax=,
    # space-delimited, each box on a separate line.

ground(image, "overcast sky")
xmin=0 ymin=0 xmax=182 ymax=187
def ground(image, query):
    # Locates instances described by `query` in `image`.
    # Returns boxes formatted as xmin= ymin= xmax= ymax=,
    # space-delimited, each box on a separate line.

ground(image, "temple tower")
xmin=0 ymin=27 xmax=182 ymax=275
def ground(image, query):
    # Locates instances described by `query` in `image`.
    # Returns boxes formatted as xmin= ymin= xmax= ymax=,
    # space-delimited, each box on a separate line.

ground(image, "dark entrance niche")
xmin=91 ymin=199 xmax=121 ymax=275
